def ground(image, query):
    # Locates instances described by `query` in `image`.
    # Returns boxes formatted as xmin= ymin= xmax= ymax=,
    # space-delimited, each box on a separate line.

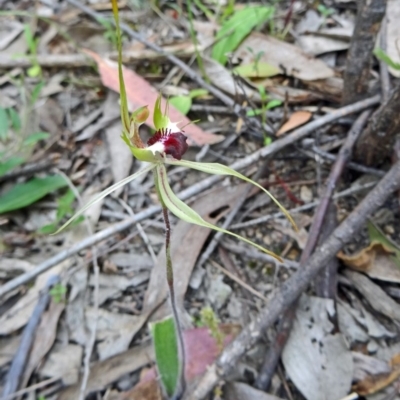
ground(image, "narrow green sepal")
xmin=53 ymin=163 xmax=156 ymax=234
xmin=156 ymin=164 xmax=283 ymax=261
xmin=165 ymin=159 xmax=298 ymax=231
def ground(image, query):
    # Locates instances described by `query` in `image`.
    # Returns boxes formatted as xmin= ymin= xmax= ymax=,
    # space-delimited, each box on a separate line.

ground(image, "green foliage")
xmin=0 ymin=175 xmax=67 ymax=214
xmin=212 ymin=5 xmax=275 ymax=65
xmin=96 ymin=16 xmax=118 ymax=46
xmin=374 ymin=48 xmax=400 ymax=70
xmin=39 ymin=189 xmax=82 ymax=234
xmin=49 ymin=283 xmax=67 ymax=303
xmin=23 ymin=24 xmax=41 ymax=78
xmin=317 ymin=4 xmax=335 ymax=18
xmin=0 ymin=157 xmax=25 ymax=177
xmin=151 ymin=316 xmax=180 ymax=397
xmin=169 ymin=89 xmax=209 ymax=115
xmin=200 ymin=306 xmax=224 ymax=350
xmin=0 ymin=107 xmax=8 ymax=140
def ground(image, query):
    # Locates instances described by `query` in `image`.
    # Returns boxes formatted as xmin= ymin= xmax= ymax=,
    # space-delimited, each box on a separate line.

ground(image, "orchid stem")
xmin=161 ymin=204 xmax=186 ymax=399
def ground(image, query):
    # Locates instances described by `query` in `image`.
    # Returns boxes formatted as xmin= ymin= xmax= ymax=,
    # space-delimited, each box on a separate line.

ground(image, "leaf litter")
xmin=1 ymin=1 xmax=400 ymax=399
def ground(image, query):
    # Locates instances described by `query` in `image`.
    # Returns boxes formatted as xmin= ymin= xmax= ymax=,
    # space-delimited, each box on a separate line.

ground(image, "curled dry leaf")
xmin=338 ymin=242 xmax=400 ymax=283
xmin=353 ymin=353 xmax=400 ymax=396
xmin=83 ymin=49 xmax=223 ymax=146
xmin=276 ymin=110 xmax=313 ymax=136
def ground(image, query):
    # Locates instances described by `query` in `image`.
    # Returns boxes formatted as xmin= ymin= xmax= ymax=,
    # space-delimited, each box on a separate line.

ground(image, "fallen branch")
xmin=0 ymin=95 xmax=379 ymax=299
xmin=342 ymin=0 xmax=387 ymax=104
xmin=189 ymin=159 xmax=400 ymax=399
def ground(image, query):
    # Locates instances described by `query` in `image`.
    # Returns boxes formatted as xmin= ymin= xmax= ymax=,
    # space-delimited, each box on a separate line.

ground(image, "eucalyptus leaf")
xmin=0 ymin=175 xmax=68 ymax=214
xmin=151 ymin=316 xmax=180 ymax=397
xmin=234 ymin=61 xmax=280 ymax=78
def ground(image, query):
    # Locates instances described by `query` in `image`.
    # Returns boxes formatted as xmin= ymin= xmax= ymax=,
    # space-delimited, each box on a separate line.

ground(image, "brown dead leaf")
xmin=276 ymin=111 xmax=313 ymax=136
xmin=338 ymin=242 xmax=400 ymax=283
xmin=83 ymin=49 xmax=223 ymax=146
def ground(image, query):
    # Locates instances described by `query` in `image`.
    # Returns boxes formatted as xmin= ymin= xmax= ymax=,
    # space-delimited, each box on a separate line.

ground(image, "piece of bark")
xmin=342 ymin=0 xmax=387 ymax=105
xmin=355 ymin=82 xmax=400 ymax=166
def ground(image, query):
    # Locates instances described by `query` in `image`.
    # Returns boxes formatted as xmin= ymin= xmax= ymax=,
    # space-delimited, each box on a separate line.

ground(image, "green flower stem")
xmin=157 ymin=175 xmax=186 ymax=398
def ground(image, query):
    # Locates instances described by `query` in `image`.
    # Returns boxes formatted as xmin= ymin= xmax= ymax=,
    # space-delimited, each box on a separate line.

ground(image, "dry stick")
xmin=254 ymin=109 xmax=372 ymax=391
xmin=342 ymin=0 xmax=387 ymax=104
xmin=1 ymin=275 xmax=59 ymax=398
xmin=355 ymin=82 xmax=400 ymax=166
xmin=189 ymin=159 xmax=400 ymax=400
xmin=307 ymin=146 xmax=385 ymax=177
xmin=0 ymin=96 xmax=379 ymax=299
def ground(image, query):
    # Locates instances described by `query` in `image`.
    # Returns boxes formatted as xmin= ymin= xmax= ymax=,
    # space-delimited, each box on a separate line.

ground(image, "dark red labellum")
xmin=147 ymin=129 xmax=189 ymax=160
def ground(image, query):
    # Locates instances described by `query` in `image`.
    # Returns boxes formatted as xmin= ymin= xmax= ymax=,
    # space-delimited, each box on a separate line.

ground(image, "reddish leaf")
xmin=276 ymin=110 xmax=312 ymax=136
xmin=84 ymin=49 xmax=223 ymax=146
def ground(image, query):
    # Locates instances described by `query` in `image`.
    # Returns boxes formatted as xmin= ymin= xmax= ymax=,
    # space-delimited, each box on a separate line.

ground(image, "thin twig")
xmin=209 ymin=260 xmax=268 ymax=302
xmin=0 ymin=377 xmax=59 ymax=400
xmin=1 ymin=276 xmax=59 ymax=397
xmin=0 ymin=96 xmax=379 ymax=299
xmin=189 ymin=160 xmax=400 ymax=399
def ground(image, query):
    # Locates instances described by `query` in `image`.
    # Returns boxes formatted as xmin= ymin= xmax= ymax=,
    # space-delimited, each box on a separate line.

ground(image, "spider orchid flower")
xmin=55 ymin=1 xmax=297 ymax=261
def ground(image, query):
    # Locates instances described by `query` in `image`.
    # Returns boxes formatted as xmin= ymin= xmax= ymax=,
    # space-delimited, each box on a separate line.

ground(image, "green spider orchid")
xmin=55 ymin=0 xmax=297 ymax=262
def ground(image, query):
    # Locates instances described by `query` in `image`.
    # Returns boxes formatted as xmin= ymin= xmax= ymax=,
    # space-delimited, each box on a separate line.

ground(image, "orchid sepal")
xmin=165 ymin=158 xmax=298 ymax=231
xmin=155 ymin=163 xmax=283 ymax=262
xmin=52 ymin=163 xmax=156 ymax=234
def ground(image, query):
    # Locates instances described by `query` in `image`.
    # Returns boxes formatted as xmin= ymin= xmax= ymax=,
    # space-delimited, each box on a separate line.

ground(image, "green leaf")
xmin=189 ymin=88 xmax=208 ymax=99
xmin=0 ymin=156 xmax=25 ymax=177
xmin=53 ymin=163 xmax=156 ymax=234
xmin=234 ymin=61 xmax=280 ymax=78
xmin=27 ymin=64 xmax=41 ymax=78
xmin=150 ymin=316 xmax=180 ymax=397
xmin=23 ymin=132 xmax=50 ymax=146
xmin=7 ymin=108 xmax=21 ymax=132
xmin=31 ymin=81 xmax=45 ymax=104
xmin=156 ymin=164 xmax=282 ymax=260
xmin=212 ymin=6 xmax=275 ymax=65
xmin=0 ymin=175 xmax=68 ymax=214
xmin=165 ymin=159 xmax=297 ymax=231
xmin=266 ymin=99 xmax=282 ymax=110
xmin=0 ymin=107 xmax=9 ymax=140
xmin=169 ymin=96 xmax=192 ymax=115
xmin=374 ymin=48 xmax=400 ymax=70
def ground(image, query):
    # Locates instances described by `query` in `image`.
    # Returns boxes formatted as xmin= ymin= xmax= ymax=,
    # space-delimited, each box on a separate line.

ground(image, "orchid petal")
xmin=53 ymin=163 xmax=156 ymax=234
xmin=156 ymin=164 xmax=283 ymax=261
xmin=165 ymin=159 xmax=297 ymax=231
xmin=153 ymin=95 xmax=170 ymax=131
